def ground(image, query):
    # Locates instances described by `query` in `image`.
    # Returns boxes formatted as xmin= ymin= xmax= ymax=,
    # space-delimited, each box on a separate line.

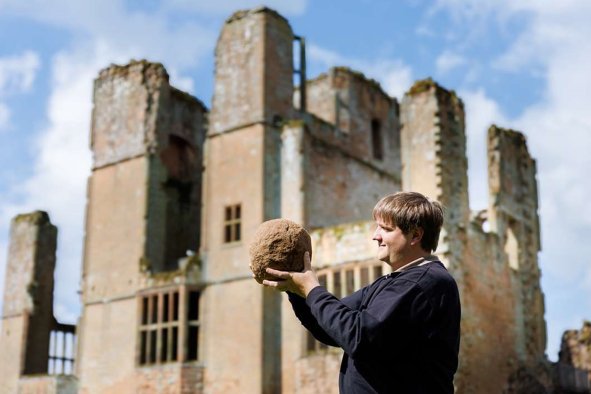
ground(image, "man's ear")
xmin=411 ymin=227 xmax=424 ymax=246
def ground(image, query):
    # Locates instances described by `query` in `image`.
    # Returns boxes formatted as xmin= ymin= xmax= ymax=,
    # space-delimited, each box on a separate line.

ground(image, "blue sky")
xmin=0 ymin=0 xmax=590 ymax=362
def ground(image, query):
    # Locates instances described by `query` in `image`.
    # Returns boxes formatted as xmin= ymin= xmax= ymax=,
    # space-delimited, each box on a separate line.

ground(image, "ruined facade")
xmin=1 ymin=6 xmax=589 ymax=394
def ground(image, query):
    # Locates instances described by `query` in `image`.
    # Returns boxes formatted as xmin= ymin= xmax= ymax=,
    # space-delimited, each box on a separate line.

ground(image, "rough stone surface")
xmin=249 ymin=219 xmax=312 ymax=283
xmin=558 ymin=321 xmax=591 ymax=388
xmin=18 ymin=375 xmax=78 ymax=394
xmin=0 ymin=211 xmax=57 ymax=393
xmin=78 ymin=56 xmax=207 ymax=394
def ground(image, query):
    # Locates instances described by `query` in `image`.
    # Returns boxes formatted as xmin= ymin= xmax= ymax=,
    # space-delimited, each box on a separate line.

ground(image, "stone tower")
xmin=200 ymin=8 xmax=293 ymax=393
xmin=0 ymin=212 xmax=57 ymax=393
xmin=400 ymin=78 xmax=469 ymax=271
xmin=487 ymin=125 xmax=546 ymax=363
xmin=76 ymin=60 xmax=207 ymax=392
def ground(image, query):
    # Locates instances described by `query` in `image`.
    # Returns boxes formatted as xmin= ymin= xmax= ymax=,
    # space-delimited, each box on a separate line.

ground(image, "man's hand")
xmin=263 ymin=252 xmax=319 ymax=298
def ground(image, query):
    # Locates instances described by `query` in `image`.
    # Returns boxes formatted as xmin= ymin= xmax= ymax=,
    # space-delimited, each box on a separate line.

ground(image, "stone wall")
xmin=559 ymin=321 xmax=591 ymax=387
xmin=199 ymin=7 xmax=296 ymax=393
xmin=487 ymin=125 xmax=546 ymax=365
xmin=209 ymin=7 xmax=294 ymax=135
xmin=18 ymin=375 xmax=78 ymax=394
xmin=78 ymin=59 xmax=207 ymax=393
xmin=302 ymin=67 xmax=401 ymax=178
xmin=305 ymin=129 xmax=400 ymax=228
xmin=0 ymin=211 xmax=57 ymax=394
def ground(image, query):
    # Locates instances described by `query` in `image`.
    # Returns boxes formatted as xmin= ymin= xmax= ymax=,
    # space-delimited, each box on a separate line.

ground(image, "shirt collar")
xmin=394 ymin=255 xmax=439 ymax=272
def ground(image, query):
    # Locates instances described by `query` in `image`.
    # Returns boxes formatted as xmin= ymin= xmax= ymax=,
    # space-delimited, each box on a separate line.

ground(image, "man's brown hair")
xmin=372 ymin=192 xmax=444 ymax=252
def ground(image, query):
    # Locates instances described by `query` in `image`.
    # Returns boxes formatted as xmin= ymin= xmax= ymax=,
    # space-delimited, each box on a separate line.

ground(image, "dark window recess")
xmin=224 ymin=204 xmax=242 ymax=243
xmin=345 ymin=269 xmax=355 ymax=295
xmin=371 ymin=119 xmax=383 ymax=160
xmin=318 ymin=274 xmax=327 ymax=288
xmin=157 ymin=134 xmax=199 ymax=273
xmin=360 ymin=267 xmax=369 ymax=287
xmin=333 ymin=271 xmax=342 ymax=299
xmin=187 ymin=291 xmax=201 ymax=361
xmin=138 ymin=288 xmax=201 ymax=365
xmin=373 ymin=265 xmax=383 ymax=280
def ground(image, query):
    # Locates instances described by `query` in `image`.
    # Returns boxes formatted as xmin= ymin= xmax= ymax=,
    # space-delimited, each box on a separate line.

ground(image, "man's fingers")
xmin=262 ymin=279 xmax=287 ymax=292
xmin=266 ymin=267 xmax=290 ymax=279
xmin=262 ymin=279 xmax=278 ymax=287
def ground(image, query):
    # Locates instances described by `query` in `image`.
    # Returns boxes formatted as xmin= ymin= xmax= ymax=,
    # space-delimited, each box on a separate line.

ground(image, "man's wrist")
xmin=303 ymin=283 xmax=320 ymax=298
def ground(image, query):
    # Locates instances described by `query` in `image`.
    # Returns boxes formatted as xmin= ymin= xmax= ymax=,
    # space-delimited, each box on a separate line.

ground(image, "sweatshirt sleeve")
xmin=305 ymin=279 xmax=428 ymax=359
xmin=287 ymin=286 xmax=367 ymax=347
xmin=287 ymin=290 xmax=338 ymax=346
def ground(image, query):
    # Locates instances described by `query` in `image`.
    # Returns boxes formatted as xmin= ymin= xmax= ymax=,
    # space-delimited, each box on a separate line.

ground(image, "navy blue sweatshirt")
xmin=288 ymin=261 xmax=461 ymax=393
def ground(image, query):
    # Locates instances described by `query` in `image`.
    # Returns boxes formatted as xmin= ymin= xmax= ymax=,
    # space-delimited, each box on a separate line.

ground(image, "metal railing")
xmin=48 ymin=322 xmax=76 ymax=375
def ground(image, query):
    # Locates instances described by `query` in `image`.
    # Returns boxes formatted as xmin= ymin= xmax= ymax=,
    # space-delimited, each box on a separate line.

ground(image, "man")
xmin=263 ymin=191 xmax=461 ymax=393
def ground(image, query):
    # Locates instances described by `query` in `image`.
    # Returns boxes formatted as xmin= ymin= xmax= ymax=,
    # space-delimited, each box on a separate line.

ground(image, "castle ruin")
xmin=1 ymin=6 xmax=589 ymax=394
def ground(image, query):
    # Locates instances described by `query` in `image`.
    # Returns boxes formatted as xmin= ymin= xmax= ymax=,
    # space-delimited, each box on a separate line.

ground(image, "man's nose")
xmin=372 ymin=229 xmax=381 ymax=241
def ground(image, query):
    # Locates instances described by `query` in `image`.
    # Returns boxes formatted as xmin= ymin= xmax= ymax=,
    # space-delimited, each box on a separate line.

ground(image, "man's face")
xmin=372 ymin=218 xmax=413 ymax=268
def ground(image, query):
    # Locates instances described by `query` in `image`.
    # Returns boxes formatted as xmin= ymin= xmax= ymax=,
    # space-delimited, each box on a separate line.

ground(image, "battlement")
xmin=225 ymin=6 xmax=290 ymax=25
xmin=91 ymin=60 xmax=207 ymax=170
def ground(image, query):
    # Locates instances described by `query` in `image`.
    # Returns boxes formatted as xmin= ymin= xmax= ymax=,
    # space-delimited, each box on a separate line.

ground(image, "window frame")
xmin=223 ymin=204 xmax=242 ymax=244
xmin=137 ymin=285 xmax=202 ymax=366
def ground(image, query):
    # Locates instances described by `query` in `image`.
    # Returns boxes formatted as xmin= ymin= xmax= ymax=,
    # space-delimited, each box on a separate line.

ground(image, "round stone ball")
xmin=249 ymin=218 xmax=312 ymax=284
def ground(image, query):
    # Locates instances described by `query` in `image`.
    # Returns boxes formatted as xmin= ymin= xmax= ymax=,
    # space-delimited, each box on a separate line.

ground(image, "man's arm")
xmin=286 ymin=284 xmax=368 ymax=347
xmin=264 ymin=252 xmax=375 ymax=349
xmin=305 ymin=279 xmax=427 ymax=359
xmin=287 ymin=292 xmax=338 ymax=346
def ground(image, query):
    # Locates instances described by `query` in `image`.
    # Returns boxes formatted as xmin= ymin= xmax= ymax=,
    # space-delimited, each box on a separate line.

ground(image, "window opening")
xmin=371 ymin=119 xmax=383 ymax=160
xmin=139 ymin=289 xmax=187 ymax=365
xmin=224 ymin=204 xmax=242 ymax=243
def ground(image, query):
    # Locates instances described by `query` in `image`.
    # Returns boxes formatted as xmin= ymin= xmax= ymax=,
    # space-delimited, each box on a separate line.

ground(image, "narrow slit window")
xmin=224 ymin=204 xmax=242 ymax=243
xmin=187 ymin=291 xmax=201 ymax=361
xmin=345 ymin=269 xmax=355 ymax=296
xmin=360 ymin=267 xmax=369 ymax=287
xmin=333 ymin=271 xmax=342 ymax=299
xmin=373 ymin=264 xmax=383 ymax=281
xmin=371 ymin=119 xmax=383 ymax=160
xmin=318 ymin=274 xmax=327 ymax=288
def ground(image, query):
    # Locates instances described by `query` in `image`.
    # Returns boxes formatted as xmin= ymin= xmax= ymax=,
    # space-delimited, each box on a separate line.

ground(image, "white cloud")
xmin=0 ymin=51 xmax=40 ymax=95
xmin=433 ymin=0 xmax=591 ymax=361
xmin=459 ymin=89 xmax=508 ymax=211
xmin=436 ymin=50 xmax=466 ymax=74
xmin=308 ymin=44 xmax=414 ymax=99
xmin=0 ymin=103 xmax=9 ymax=130
xmin=168 ymin=68 xmax=195 ymax=94
xmin=0 ymin=51 xmax=40 ymax=132
xmin=0 ymin=42 xmax=113 ymax=322
xmin=373 ymin=61 xmax=414 ymax=100
xmin=164 ymin=0 xmax=308 ymax=16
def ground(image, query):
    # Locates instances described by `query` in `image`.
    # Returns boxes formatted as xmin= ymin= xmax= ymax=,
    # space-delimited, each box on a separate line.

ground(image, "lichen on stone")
xmin=14 ymin=211 xmax=50 ymax=225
